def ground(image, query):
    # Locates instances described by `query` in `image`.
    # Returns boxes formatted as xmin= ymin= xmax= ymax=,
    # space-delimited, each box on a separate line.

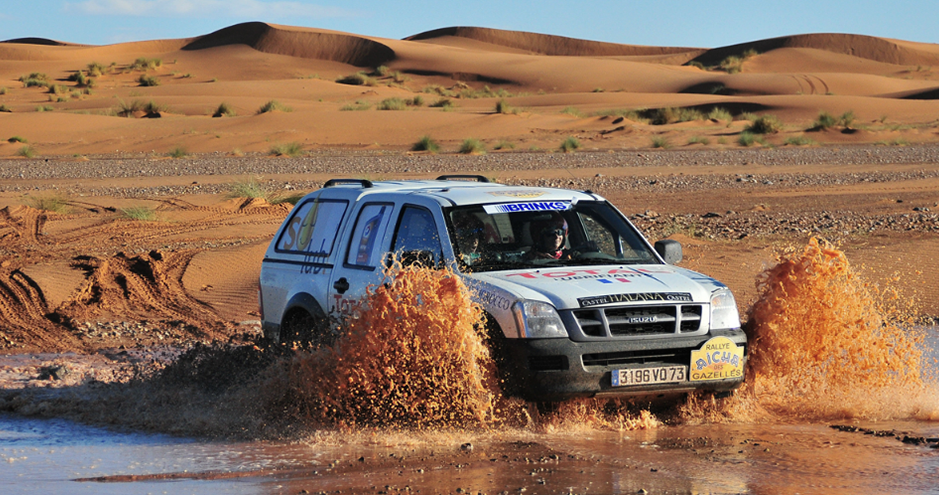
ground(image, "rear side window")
xmin=276 ymin=198 xmax=348 ymax=256
xmin=346 ymin=203 xmax=394 ymax=267
xmin=391 ymin=206 xmax=443 ymax=267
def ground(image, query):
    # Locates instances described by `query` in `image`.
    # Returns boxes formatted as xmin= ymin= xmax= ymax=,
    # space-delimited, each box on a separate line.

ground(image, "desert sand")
xmin=1 ymin=22 xmax=938 ymax=353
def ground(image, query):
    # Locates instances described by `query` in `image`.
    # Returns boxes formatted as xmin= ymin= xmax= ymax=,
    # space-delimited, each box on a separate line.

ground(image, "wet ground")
xmin=3 ymin=413 xmax=939 ymax=495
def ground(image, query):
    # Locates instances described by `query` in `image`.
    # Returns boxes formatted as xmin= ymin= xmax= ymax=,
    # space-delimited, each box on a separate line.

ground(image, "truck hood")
xmin=466 ymin=264 xmax=726 ymax=309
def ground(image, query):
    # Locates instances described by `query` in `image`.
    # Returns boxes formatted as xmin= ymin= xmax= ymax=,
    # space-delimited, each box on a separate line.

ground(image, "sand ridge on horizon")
xmin=0 ymin=22 xmax=938 ymax=157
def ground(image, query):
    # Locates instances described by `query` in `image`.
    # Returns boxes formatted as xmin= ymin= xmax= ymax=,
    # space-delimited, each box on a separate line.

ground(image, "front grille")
xmin=582 ymin=349 xmax=690 ymax=368
xmin=528 ymin=355 xmax=568 ymax=371
xmin=572 ymin=304 xmax=704 ymax=337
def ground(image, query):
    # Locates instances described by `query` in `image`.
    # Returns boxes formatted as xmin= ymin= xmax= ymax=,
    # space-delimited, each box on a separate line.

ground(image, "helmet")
xmin=529 ymin=212 xmax=568 ymax=241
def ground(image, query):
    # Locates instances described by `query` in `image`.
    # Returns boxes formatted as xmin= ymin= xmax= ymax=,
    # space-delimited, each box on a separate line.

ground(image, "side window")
xmin=392 ymin=206 xmax=443 ymax=268
xmin=580 ymin=213 xmax=619 ymax=257
xmin=346 ymin=203 xmax=393 ymax=267
xmin=276 ymin=198 xmax=348 ymax=257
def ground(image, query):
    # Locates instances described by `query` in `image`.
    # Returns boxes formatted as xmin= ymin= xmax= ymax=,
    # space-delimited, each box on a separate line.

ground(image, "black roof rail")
xmin=435 ymin=174 xmax=491 ymax=183
xmin=324 ymin=178 xmax=374 ymax=188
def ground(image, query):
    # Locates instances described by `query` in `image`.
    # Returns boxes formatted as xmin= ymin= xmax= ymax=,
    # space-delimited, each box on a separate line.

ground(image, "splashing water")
xmin=685 ymin=237 xmax=936 ymax=423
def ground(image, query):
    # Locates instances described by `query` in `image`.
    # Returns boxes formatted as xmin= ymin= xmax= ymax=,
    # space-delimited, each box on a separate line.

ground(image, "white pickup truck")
xmin=259 ymin=176 xmax=747 ymax=401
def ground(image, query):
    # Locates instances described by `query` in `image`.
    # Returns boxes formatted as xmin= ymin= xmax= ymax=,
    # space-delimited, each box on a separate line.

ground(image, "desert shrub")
xmin=738 ymin=132 xmax=769 ymax=147
xmin=687 ymin=136 xmax=710 ymax=145
xmin=24 ymin=193 xmax=68 ymax=213
xmin=784 ymin=135 xmax=816 ymax=146
xmin=7 ymin=136 xmax=27 ymax=143
xmin=130 ymin=57 xmax=162 ymax=71
xmin=651 ymin=136 xmax=670 ymax=149
xmin=839 ymin=110 xmax=856 ymax=128
xmin=493 ymin=140 xmax=515 ymax=150
xmin=167 ymin=146 xmax=187 ymax=159
xmin=412 ymin=135 xmax=440 ymax=153
xmin=391 ymin=71 xmax=409 ymax=84
xmin=592 ymin=108 xmax=647 ymax=123
xmin=119 ymin=206 xmax=157 ymax=221
xmin=19 ymin=73 xmax=49 ymax=87
xmin=270 ymin=142 xmax=304 ymax=157
xmin=651 ymin=107 xmax=680 ymax=125
xmin=137 ymin=75 xmax=160 ymax=87
xmin=336 ymin=72 xmax=375 ymax=86
xmin=116 ymin=99 xmax=145 ymax=117
xmin=257 ymin=100 xmax=292 ymax=114
xmin=47 ymin=84 xmax=68 ymax=95
xmin=0 ymin=87 xmax=6 ymax=95
xmin=213 ymin=102 xmax=236 ymax=117
xmin=812 ymin=111 xmax=838 ymax=130
xmin=36 ymin=106 xmax=54 ymax=112
xmin=707 ymin=107 xmax=733 ymax=122
xmin=720 ymin=55 xmax=743 ymax=74
xmin=87 ymin=62 xmax=109 ymax=76
xmin=422 ymin=84 xmax=452 ymax=96
xmin=374 ymin=65 xmax=390 ymax=77
xmin=559 ymin=136 xmax=580 ymax=153
xmin=459 ymin=138 xmax=486 ymax=155
xmin=740 ymin=112 xmax=759 ymax=122
xmin=0 ymin=105 xmax=10 ymax=113
xmin=143 ymin=100 xmax=166 ymax=115
xmin=745 ymin=114 xmax=783 ymax=134
xmin=16 ymin=145 xmax=37 ymax=158
xmin=378 ymin=98 xmax=408 ymax=111
xmin=228 ymin=178 xmax=271 ymax=200
xmin=340 ymin=100 xmax=372 ymax=111
xmin=561 ymin=107 xmax=584 ymax=118
xmin=495 ymin=100 xmax=520 ymax=114
xmin=430 ymin=98 xmax=453 ymax=108
xmin=408 ymin=95 xmax=424 ymax=107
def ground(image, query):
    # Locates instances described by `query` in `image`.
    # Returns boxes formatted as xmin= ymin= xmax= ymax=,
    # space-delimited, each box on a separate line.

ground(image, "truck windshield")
xmin=446 ymin=201 xmax=659 ymax=272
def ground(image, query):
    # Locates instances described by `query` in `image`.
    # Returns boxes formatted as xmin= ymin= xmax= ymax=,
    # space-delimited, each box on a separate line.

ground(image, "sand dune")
xmin=1 ymin=23 xmax=939 ymax=156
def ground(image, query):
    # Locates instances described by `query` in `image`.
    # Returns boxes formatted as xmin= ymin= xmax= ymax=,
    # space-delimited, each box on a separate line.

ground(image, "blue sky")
xmin=3 ymin=1 xmax=936 ymax=48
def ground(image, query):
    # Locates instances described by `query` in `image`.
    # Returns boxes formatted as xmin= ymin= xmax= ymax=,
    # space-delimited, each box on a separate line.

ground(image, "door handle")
xmin=333 ymin=277 xmax=350 ymax=294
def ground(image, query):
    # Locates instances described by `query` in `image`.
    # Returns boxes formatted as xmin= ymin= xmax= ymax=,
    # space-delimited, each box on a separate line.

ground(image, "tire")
xmin=280 ymin=309 xmax=330 ymax=348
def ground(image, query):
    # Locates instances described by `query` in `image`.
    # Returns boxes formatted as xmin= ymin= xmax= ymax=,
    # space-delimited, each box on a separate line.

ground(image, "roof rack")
xmin=324 ymin=178 xmax=374 ymax=188
xmin=435 ymin=174 xmax=490 ymax=183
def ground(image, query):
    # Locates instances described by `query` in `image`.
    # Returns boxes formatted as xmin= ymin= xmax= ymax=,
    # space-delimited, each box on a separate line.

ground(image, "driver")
xmin=527 ymin=212 xmax=570 ymax=260
xmin=453 ymin=212 xmax=486 ymax=265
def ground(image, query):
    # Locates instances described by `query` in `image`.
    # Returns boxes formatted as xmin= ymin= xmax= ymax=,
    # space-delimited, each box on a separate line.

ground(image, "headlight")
xmin=709 ymin=288 xmax=741 ymax=331
xmin=512 ymin=300 xmax=567 ymax=338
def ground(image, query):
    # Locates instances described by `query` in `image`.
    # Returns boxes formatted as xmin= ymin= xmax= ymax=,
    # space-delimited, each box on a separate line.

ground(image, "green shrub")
xmin=374 ymin=65 xmax=390 ymax=77
xmin=167 ymin=146 xmax=187 ymax=159
xmin=0 ymin=105 xmax=10 ymax=113
xmin=130 ymin=58 xmax=162 ymax=71
xmin=7 ymin=136 xmax=27 ymax=143
xmin=213 ymin=102 xmax=236 ymax=117
xmin=116 ymin=99 xmax=145 ymax=117
xmin=495 ymin=100 xmax=519 ymax=114
xmin=494 ymin=140 xmax=515 ymax=150
xmin=87 ymin=62 xmax=109 ymax=76
xmin=339 ymin=100 xmax=372 ymax=111
xmin=270 ymin=142 xmax=303 ymax=157
xmin=430 ymin=98 xmax=453 ymax=108
xmin=559 ymin=136 xmax=580 ymax=153
xmin=408 ymin=95 xmax=424 ymax=107
xmin=336 ymin=72 xmax=375 ymax=86
xmin=19 ymin=73 xmax=49 ymax=87
xmin=839 ymin=110 xmax=856 ymax=128
xmin=812 ymin=111 xmax=838 ymax=130
xmin=143 ymin=100 xmax=166 ymax=115
xmin=377 ymin=97 xmax=408 ymax=110
xmin=17 ymin=145 xmax=37 ymax=158
xmin=36 ymin=105 xmax=54 ymax=112
xmin=707 ymin=107 xmax=733 ymax=122
xmin=687 ymin=136 xmax=710 ymax=145
xmin=745 ymin=114 xmax=783 ymax=134
xmin=651 ymin=137 xmax=670 ymax=149
xmin=137 ymin=74 xmax=160 ymax=86
xmin=784 ymin=135 xmax=816 ymax=146
xmin=459 ymin=138 xmax=486 ymax=155
xmin=738 ymin=132 xmax=768 ymax=147
xmin=257 ymin=100 xmax=292 ymax=114
xmin=228 ymin=178 xmax=271 ymax=200
xmin=24 ymin=193 xmax=68 ymax=213
xmin=412 ymin=135 xmax=440 ymax=153
xmin=561 ymin=107 xmax=584 ymax=118
xmin=720 ymin=55 xmax=743 ymax=74
xmin=119 ymin=206 xmax=157 ymax=221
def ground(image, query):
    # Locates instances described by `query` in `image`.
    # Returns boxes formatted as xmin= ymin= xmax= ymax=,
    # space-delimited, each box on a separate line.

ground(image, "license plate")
xmin=612 ymin=366 xmax=687 ymax=387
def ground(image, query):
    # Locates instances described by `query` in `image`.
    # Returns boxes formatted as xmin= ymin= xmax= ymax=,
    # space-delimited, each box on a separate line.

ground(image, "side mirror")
xmin=654 ymin=239 xmax=682 ymax=265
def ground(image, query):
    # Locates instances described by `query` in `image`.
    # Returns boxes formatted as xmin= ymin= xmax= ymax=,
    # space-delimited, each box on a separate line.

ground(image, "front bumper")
xmin=498 ymin=329 xmax=748 ymax=401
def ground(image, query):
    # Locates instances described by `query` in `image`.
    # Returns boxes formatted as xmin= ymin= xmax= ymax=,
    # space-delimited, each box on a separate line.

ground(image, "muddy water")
xmin=3 ymin=240 xmax=939 ymax=494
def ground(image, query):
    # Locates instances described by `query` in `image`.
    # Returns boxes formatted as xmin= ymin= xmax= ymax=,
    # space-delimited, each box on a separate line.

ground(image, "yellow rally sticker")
xmin=689 ymin=336 xmax=744 ymax=382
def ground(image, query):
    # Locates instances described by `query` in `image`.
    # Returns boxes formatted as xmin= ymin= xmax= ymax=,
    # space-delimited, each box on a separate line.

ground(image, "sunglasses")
xmin=543 ymin=228 xmax=565 ymax=237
